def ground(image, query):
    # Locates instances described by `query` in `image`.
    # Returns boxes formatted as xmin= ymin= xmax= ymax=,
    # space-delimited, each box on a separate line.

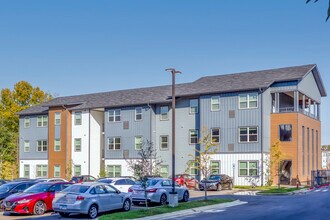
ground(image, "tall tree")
xmin=306 ymin=0 xmax=330 ymax=22
xmin=0 ymin=81 xmax=52 ymax=179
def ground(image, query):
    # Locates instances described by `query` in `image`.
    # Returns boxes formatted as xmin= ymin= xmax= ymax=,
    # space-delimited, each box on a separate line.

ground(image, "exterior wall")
xmin=208 ymin=153 xmax=267 ymax=186
xmin=199 ymin=92 xmax=261 ymax=153
xmin=19 ymin=115 xmax=48 ymax=160
xmin=298 ymin=72 xmax=321 ymax=103
xmin=90 ymin=110 xmax=103 ymax=177
xmin=155 ymin=99 xmax=199 ymax=176
xmin=104 ymin=159 xmax=133 ymax=177
xmin=104 ymin=105 xmax=152 ymax=159
xmin=72 ymin=110 xmax=90 ymax=176
xmin=262 ymin=88 xmax=272 ymax=153
xmin=19 ymin=159 xmax=48 ymax=179
xmin=271 ymin=112 xmax=321 ymax=184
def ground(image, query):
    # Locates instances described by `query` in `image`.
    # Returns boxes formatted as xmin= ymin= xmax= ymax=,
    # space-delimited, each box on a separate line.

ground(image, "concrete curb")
xmin=134 ymin=200 xmax=247 ymax=220
xmin=256 ymin=187 xmax=309 ymax=196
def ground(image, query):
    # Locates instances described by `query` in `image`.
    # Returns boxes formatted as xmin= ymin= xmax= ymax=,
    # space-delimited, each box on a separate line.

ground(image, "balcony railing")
xmin=278 ymin=107 xmax=295 ymax=113
xmin=273 ymin=107 xmax=319 ymax=120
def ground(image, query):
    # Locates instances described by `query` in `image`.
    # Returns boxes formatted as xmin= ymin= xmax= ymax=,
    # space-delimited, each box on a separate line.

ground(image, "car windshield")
xmin=0 ymin=183 xmax=16 ymax=193
xmin=24 ymin=184 xmax=50 ymax=193
xmin=209 ymin=175 xmax=221 ymax=180
xmin=63 ymin=185 xmax=90 ymax=193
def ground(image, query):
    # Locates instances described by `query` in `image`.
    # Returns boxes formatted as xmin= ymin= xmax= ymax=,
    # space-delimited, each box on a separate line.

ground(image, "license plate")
xmin=60 ymin=205 xmax=67 ymax=210
xmin=5 ymin=207 xmax=11 ymax=211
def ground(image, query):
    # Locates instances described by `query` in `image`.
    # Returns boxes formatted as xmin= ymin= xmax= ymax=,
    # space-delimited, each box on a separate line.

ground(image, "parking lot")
xmin=0 ymin=188 xmax=240 ymax=219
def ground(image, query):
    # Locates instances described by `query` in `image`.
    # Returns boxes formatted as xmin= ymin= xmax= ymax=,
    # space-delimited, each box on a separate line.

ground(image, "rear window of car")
xmin=98 ymin=179 xmax=113 ymax=184
xmin=63 ymin=185 xmax=90 ymax=193
xmin=146 ymin=179 xmax=159 ymax=187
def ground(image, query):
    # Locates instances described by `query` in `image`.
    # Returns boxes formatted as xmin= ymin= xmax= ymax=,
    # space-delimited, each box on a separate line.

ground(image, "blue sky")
xmin=0 ymin=0 xmax=329 ymax=143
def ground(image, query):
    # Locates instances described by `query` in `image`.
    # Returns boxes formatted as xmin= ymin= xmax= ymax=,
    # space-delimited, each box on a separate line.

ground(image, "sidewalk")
xmin=133 ymin=200 xmax=247 ymax=220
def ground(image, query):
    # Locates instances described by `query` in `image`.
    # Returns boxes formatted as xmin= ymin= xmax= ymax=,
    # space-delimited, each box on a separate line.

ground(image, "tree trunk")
xmin=204 ymin=181 xmax=207 ymax=200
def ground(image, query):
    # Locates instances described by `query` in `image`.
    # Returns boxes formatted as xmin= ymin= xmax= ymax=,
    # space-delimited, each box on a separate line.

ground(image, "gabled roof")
xmin=18 ymin=64 xmax=326 ymax=116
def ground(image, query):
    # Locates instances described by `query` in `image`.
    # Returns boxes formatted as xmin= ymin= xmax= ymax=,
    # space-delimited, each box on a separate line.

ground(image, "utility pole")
xmin=165 ymin=68 xmax=181 ymax=207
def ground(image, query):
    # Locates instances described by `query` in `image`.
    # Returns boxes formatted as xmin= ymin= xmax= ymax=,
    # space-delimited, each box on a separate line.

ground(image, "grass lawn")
xmin=258 ymin=187 xmax=306 ymax=194
xmin=99 ymin=198 xmax=234 ymax=220
xmin=234 ymin=186 xmax=276 ymax=190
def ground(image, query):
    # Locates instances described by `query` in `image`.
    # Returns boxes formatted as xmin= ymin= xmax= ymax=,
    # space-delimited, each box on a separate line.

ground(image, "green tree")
xmin=269 ymin=141 xmax=285 ymax=188
xmin=189 ymin=128 xmax=217 ymax=201
xmin=306 ymin=0 xmax=330 ymax=22
xmin=0 ymin=81 xmax=52 ymax=179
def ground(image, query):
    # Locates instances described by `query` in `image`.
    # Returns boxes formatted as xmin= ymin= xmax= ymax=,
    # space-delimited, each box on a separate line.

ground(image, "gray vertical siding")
xmin=54 ymin=125 xmax=61 ymax=139
xmin=262 ymin=88 xmax=272 ymax=153
xmin=199 ymin=92 xmax=262 ymax=153
xmin=104 ymin=105 xmax=151 ymax=159
xmin=19 ymin=115 xmax=48 ymax=159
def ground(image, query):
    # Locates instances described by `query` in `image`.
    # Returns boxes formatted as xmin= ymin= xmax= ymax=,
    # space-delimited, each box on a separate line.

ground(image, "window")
xmin=160 ymin=135 xmax=169 ymax=150
xmin=189 ymin=130 xmax=198 ymax=144
xmin=189 ymin=161 xmax=198 ymax=176
xmin=24 ymin=117 xmax=30 ymax=128
xmin=211 ymin=128 xmax=220 ymax=143
xmin=211 ymin=161 xmax=221 ymax=174
xmin=37 ymin=116 xmax=48 ymax=127
xmin=75 ymin=112 xmax=82 ymax=125
xmin=160 ymin=165 xmax=169 ymax=178
xmin=55 ymin=112 xmax=61 ymax=125
xmin=135 ymin=107 xmax=143 ymax=121
xmin=74 ymin=165 xmax=81 ymax=176
xmin=36 ymin=165 xmax=48 ymax=177
xmin=211 ymin=96 xmax=220 ymax=111
xmin=239 ymin=127 xmax=258 ymax=143
xmin=74 ymin=138 xmax=81 ymax=152
xmin=37 ymin=140 xmax=48 ymax=152
xmin=54 ymin=165 xmax=61 ymax=177
xmin=107 ymin=165 xmax=121 ymax=177
xmin=24 ymin=141 xmax=30 ymax=152
xmin=54 ymin=139 xmax=61 ymax=151
xmin=108 ymin=137 xmax=121 ymax=150
xmin=279 ymin=124 xmax=292 ymax=142
xmin=239 ymin=161 xmax=258 ymax=176
xmin=190 ymin=99 xmax=198 ymax=114
xmin=160 ymin=106 xmax=169 ymax=120
xmin=109 ymin=110 xmax=121 ymax=122
xmin=239 ymin=93 xmax=258 ymax=109
xmin=135 ymin=136 xmax=143 ymax=150
xmin=24 ymin=165 xmax=30 ymax=178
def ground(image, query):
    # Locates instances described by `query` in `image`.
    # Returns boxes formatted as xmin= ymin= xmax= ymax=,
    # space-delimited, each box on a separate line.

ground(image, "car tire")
xmin=229 ymin=182 xmax=233 ymax=190
xmin=182 ymin=191 xmax=189 ymax=202
xmin=33 ymin=201 xmax=46 ymax=215
xmin=216 ymin=184 xmax=222 ymax=191
xmin=132 ymin=201 xmax=140 ymax=206
xmin=59 ymin=212 xmax=70 ymax=218
xmin=88 ymin=204 xmax=98 ymax=219
xmin=160 ymin=194 xmax=167 ymax=206
xmin=122 ymin=199 xmax=131 ymax=211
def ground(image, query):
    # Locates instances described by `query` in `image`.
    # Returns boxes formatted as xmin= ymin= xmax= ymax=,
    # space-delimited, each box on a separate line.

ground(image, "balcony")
xmin=272 ymin=91 xmax=320 ymax=120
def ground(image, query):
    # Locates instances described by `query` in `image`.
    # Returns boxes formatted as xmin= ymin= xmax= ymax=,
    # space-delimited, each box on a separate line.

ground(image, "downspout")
xmin=88 ymin=109 xmax=91 ymax=176
xmin=259 ymin=88 xmax=264 ymax=186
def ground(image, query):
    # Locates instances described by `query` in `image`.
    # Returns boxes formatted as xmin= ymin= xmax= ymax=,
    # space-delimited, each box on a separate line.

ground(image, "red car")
xmin=174 ymin=174 xmax=198 ymax=189
xmin=3 ymin=182 xmax=72 ymax=215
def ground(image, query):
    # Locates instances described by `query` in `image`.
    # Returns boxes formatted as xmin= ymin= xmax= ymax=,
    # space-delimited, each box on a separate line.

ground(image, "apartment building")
xmin=18 ymin=64 xmax=326 ymax=186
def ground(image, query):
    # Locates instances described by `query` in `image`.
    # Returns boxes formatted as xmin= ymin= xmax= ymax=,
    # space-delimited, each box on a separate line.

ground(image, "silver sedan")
xmin=129 ymin=178 xmax=189 ymax=205
xmin=52 ymin=182 xmax=131 ymax=219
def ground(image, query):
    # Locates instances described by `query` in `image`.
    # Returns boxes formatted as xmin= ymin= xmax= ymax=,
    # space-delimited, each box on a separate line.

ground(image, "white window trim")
xmin=211 ymin=128 xmax=220 ymax=144
xmin=74 ymin=138 xmax=82 ymax=152
xmin=74 ymin=165 xmax=81 ymax=176
xmin=36 ymin=164 xmax=48 ymax=178
xmin=24 ymin=164 xmax=30 ymax=178
xmin=239 ymin=93 xmax=258 ymax=109
xmin=238 ymin=127 xmax=258 ymax=143
xmin=36 ymin=140 xmax=48 ymax=152
xmin=24 ymin=117 xmax=30 ymax=128
xmin=37 ymin=116 xmax=48 ymax=127
xmin=160 ymin=106 xmax=169 ymax=121
xmin=108 ymin=109 xmax=121 ymax=122
xmin=238 ymin=161 xmax=259 ymax=177
xmin=211 ymin=96 xmax=220 ymax=111
xmin=108 ymin=137 xmax=121 ymax=150
xmin=189 ymin=129 xmax=199 ymax=145
xmin=24 ymin=141 xmax=30 ymax=152
xmin=210 ymin=160 xmax=221 ymax=174
xmin=160 ymin=135 xmax=169 ymax=150
xmin=54 ymin=139 xmax=61 ymax=151
xmin=160 ymin=165 xmax=169 ymax=178
xmin=135 ymin=107 xmax=143 ymax=121
xmin=54 ymin=165 xmax=61 ymax=177
xmin=189 ymin=161 xmax=198 ymax=176
xmin=74 ymin=111 xmax=82 ymax=125
xmin=107 ymin=165 xmax=121 ymax=178
xmin=135 ymin=136 xmax=143 ymax=150
xmin=55 ymin=112 xmax=61 ymax=125
xmin=189 ymin=99 xmax=199 ymax=114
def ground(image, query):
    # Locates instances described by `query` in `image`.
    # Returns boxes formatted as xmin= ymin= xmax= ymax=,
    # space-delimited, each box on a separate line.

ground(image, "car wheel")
xmin=88 ymin=204 xmax=98 ymax=219
xmin=160 ymin=194 xmax=167 ymax=206
xmin=59 ymin=212 xmax=70 ymax=217
xmin=216 ymin=184 xmax=222 ymax=191
xmin=33 ymin=201 xmax=46 ymax=215
xmin=132 ymin=201 xmax=140 ymax=206
xmin=182 ymin=191 xmax=189 ymax=202
xmin=122 ymin=199 xmax=131 ymax=211
xmin=229 ymin=182 xmax=233 ymax=190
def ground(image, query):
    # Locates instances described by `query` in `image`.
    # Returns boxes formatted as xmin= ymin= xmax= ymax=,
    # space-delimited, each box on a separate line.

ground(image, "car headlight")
xmin=17 ymin=199 xmax=31 ymax=204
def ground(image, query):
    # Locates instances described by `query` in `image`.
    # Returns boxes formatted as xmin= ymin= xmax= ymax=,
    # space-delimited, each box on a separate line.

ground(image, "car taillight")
xmin=76 ymin=196 xmax=85 ymax=201
xmin=146 ymin=188 xmax=157 ymax=193
xmin=128 ymin=188 xmax=133 ymax=192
